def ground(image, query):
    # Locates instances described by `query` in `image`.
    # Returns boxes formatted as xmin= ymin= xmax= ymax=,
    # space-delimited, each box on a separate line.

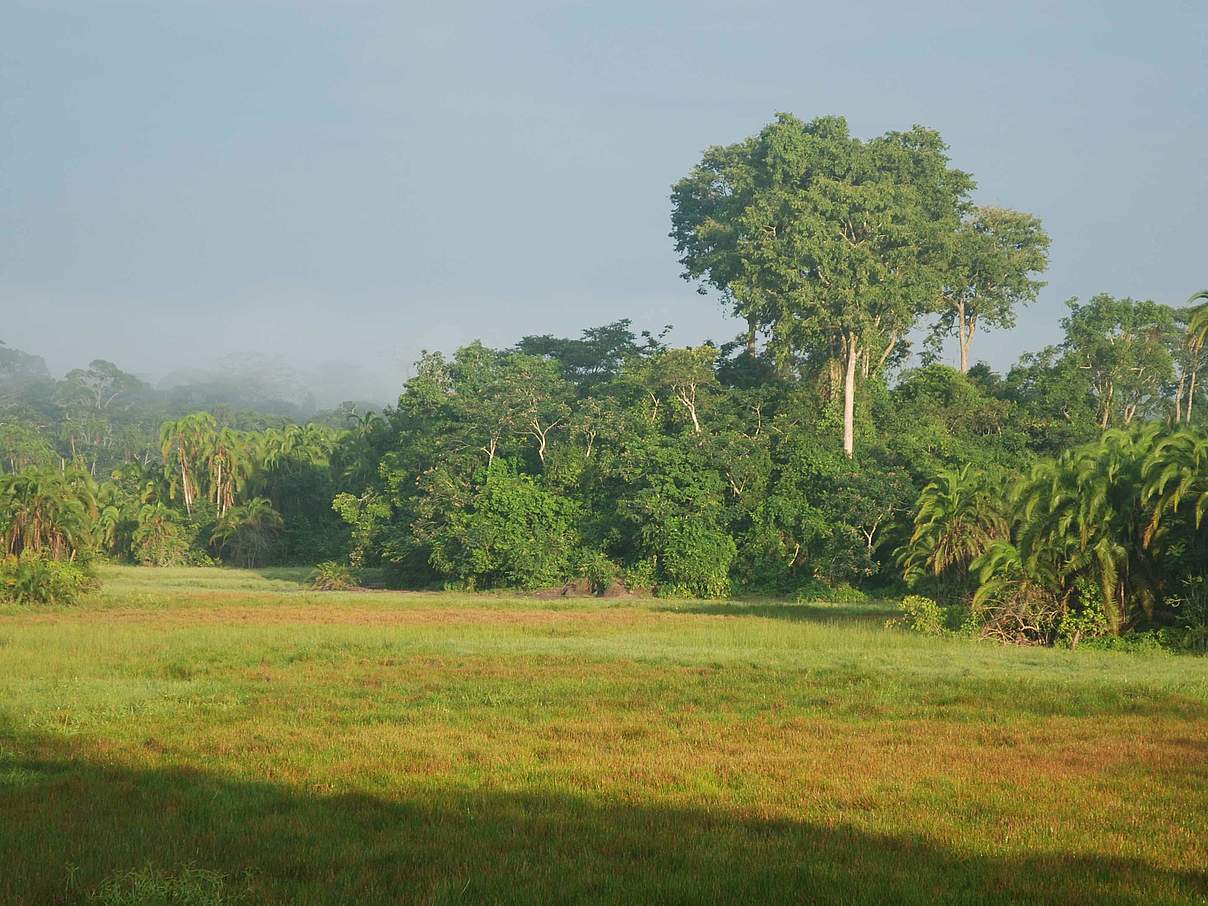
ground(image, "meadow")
xmin=1 ymin=567 xmax=1205 ymax=905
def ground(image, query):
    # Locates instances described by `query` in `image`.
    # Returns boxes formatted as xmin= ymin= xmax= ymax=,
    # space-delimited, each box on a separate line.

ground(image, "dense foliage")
xmin=1 ymin=113 xmax=1205 ymax=646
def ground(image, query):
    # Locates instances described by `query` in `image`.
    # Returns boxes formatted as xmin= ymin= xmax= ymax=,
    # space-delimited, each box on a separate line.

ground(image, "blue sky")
xmin=3 ymin=1 xmax=1206 ymax=404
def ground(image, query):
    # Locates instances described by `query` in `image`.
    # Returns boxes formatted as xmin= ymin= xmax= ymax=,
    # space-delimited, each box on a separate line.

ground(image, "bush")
xmin=0 ymin=554 xmax=97 ymax=605
xmin=573 ymin=549 xmax=620 ymax=593
xmin=622 ymin=557 xmax=657 ymax=593
xmin=1056 ymin=579 xmax=1110 ymax=648
xmin=1169 ymin=576 xmax=1208 ymax=653
xmin=971 ymin=579 xmax=1062 ymax=645
xmin=429 ymin=464 xmax=582 ymax=590
xmin=795 ymin=580 xmax=869 ymax=605
xmin=945 ymin=603 xmax=978 ymax=635
xmin=657 ymin=517 xmax=735 ymax=598
xmin=132 ymin=504 xmax=214 ymax=566
xmin=1080 ymin=630 xmax=1173 ymax=655
xmin=312 ymin=561 xmax=356 ymax=591
xmin=891 ymin=594 xmax=946 ymax=635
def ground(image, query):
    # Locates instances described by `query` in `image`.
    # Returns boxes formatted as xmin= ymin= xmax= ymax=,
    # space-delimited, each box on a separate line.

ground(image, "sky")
xmin=3 ymin=0 xmax=1207 ymax=406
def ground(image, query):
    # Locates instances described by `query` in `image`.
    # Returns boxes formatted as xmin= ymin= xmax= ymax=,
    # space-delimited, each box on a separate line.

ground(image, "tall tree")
xmin=0 ymin=341 xmax=52 ymax=410
xmin=929 ymin=207 xmax=1050 ymax=373
xmin=1059 ymin=295 xmax=1176 ymax=428
xmin=206 ymin=427 xmax=252 ymax=517
xmin=159 ymin=413 xmax=215 ymax=515
xmin=671 ymin=113 xmax=972 ymax=456
xmin=60 ymin=360 xmax=148 ymax=412
xmin=631 ymin=346 xmax=720 ymax=437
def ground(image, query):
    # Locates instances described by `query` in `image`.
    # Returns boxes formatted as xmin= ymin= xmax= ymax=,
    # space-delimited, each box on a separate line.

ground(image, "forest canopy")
xmin=2 ymin=114 xmax=1207 ymax=650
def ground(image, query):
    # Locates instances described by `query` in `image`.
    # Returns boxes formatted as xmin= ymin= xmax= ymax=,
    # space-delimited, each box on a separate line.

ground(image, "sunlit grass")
xmin=2 ymin=566 xmax=1205 ymax=903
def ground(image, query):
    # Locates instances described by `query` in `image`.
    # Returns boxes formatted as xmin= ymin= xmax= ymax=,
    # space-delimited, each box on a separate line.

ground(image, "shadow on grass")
xmin=658 ymin=599 xmax=896 ymax=626
xmin=246 ymin=566 xmax=315 ymax=585
xmin=2 ymin=734 xmax=1203 ymax=905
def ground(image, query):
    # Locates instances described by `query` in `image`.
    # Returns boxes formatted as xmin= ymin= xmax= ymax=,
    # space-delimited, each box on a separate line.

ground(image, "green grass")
xmin=2 ymin=566 xmax=1205 ymax=905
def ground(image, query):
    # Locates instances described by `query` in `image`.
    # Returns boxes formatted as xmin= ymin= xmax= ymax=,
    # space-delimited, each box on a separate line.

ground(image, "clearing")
xmin=1 ymin=566 xmax=1205 ymax=904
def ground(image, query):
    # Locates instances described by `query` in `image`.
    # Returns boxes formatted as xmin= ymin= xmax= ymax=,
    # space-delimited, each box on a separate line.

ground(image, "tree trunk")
xmin=679 ymin=392 xmax=702 ymax=435
xmin=843 ymin=332 xmax=858 ymax=459
xmin=180 ymin=457 xmax=193 ymax=515
xmin=1189 ymin=369 xmax=1199 ymax=423
xmin=959 ymin=312 xmax=977 ymax=375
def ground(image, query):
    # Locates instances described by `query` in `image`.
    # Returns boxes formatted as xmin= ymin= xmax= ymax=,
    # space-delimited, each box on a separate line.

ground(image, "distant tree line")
xmin=2 ymin=113 xmax=1207 ymax=648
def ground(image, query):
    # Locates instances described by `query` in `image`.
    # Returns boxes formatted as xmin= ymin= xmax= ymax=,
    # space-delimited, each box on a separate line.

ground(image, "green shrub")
xmin=944 ymin=603 xmax=978 ymax=635
xmin=132 ymin=505 xmax=196 ymax=567
xmin=1056 ymin=579 xmax=1110 ymax=648
xmin=0 ymin=554 xmax=97 ymax=605
xmin=429 ymin=464 xmax=581 ymax=590
xmin=891 ymin=594 xmax=946 ymax=635
xmin=794 ymin=580 xmax=869 ymax=605
xmin=1169 ymin=576 xmax=1208 ymax=653
xmin=573 ymin=550 xmax=620 ymax=593
xmin=1080 ymin=630 xmax=1173 ymax=655
xmin=622 ymin=558 xmax=657 ymax=593
xmin=657 ymin=517 xmax=735 ymax=598
xmin=312 ymin=561 xmax=356 ymax=591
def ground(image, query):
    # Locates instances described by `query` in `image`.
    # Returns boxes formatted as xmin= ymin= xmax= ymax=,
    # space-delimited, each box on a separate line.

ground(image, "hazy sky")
xmin=3 ymin=1 xmax=1207 ymax=405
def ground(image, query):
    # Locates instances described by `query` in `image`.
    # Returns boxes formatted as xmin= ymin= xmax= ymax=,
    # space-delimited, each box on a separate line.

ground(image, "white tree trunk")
xmin=843 ymin=333 xmax=858 ymax=459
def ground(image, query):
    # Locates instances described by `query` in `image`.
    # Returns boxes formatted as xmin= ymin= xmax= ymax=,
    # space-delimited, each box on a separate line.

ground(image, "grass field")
xmin=1 ymin=566 xmax=1206 ymax=905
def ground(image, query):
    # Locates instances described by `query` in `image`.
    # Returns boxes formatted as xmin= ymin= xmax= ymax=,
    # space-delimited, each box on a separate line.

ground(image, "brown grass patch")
xmin=4 ymin=602 xmax=669 ymax=630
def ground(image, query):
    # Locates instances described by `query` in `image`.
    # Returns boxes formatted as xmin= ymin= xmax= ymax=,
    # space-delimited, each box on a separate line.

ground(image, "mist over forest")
xmin=4 ymin=3 xmax=1208 ymax=904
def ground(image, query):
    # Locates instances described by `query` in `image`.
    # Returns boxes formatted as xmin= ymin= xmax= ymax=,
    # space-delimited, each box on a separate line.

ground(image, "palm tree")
xmin=1183 ymin=291 xmax=1208 ymax=425
xmin=210 ymin=497 xmax=283 ymax=567
xmin=0 ymin=465 xmax=96 ymax=559
xmin=1188 ymin=291 xmax=1208 ymax=347
xmin=1143 ymin=427 xmax=1208 ymax=544
xmin=1009 ymin=427 xmax=1160 ymax=632
xmin=897 ymin=464 xmax=1008 ymax=592
xmin=205 ymin=427 xmax=253 ymax=517
xmin=159 ymin=413 xmax=215 ymax=515
xmin=133 ymin=502 xmax=190 ymax=566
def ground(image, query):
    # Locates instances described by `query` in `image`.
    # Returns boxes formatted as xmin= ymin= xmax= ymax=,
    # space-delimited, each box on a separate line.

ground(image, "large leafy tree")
xmin=929 ymin=207 xmax=1050 ymax=373
xmin=0 ymin=423 xmax=57 ymax=473
xmin=671 ymin=113 xmax=972 ymax=456
xmin=629 ymin=346 xmax=720 ymax=437
xmin=516 ymin=320 xmax=654 ymax=392
xmin=60 ymin=360 xmax=148 ymax=412
xmin=1059 ymin=295 xmax=1176 ymax=428
xmin=0 ymin=340 xmax=53 ymax=410
xmin=428 ymin=462 xmax=582 ymax=590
